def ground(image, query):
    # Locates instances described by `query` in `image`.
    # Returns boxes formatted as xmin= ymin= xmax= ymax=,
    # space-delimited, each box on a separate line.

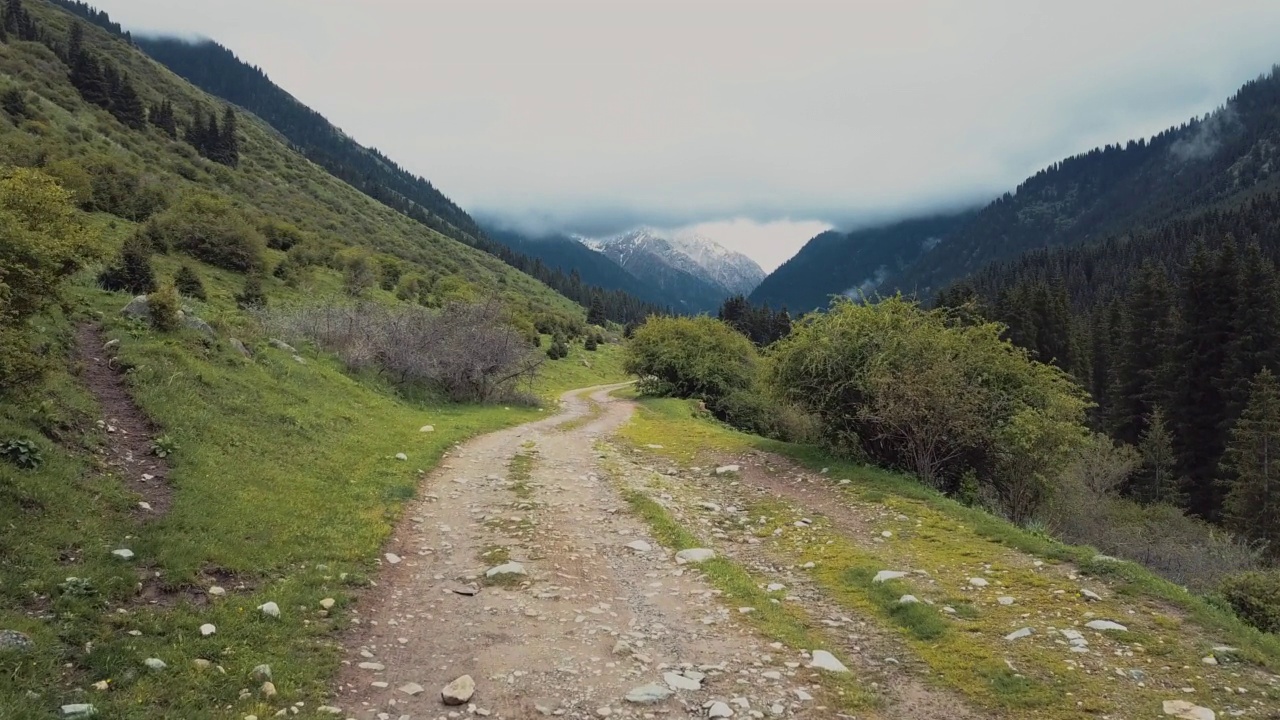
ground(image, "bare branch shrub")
xmin=261 ymin=300 xmax=543 ymax=403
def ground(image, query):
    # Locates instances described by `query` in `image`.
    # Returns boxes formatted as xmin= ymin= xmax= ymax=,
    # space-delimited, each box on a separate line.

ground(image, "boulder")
xmin=0 ymin=629 xmax=33 ymax=652
xmin=441 ymin=674 xmax=475 ymax=705
xmin=182 ymin=314 xmax=215 ymax=338
xmin=1162 ymin=700 xmax=1216 ymax=720
xmin=808 ymin=650 xmax=849 ymax=673
xmin=1085 ymin=620 xmax=1128 ymax=632
xmin=485 ymin=562 xmax=527 ymax=578
xmin=121 ymin=296 xmax=150 ymax=321
xmin=268 ymin=338 xmax=296 ymax=352
xmin=229 ymin=338 xmax=252 ymax=358
xmin=663 ymin=671 xmax=700 ymax=690
xmin=675 ymin=548 xmax=716 ymax=564
xmin=624 ymin=682 xmax=673 ymax=704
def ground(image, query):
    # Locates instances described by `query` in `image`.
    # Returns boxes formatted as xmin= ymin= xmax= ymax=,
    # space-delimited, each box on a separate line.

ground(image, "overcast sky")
xmin=96 ymin=1 xmax=1280 ymax=270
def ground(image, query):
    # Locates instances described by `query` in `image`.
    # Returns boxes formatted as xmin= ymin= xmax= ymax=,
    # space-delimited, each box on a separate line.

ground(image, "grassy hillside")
xmin=1 ymin=0 xmax=584 ymax=326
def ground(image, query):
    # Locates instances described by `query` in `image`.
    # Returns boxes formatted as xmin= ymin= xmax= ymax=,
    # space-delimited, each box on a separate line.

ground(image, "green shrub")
xmin=584 ymin=334 xmax=598 ymax=351
xmin=260 ymin=219 xmax=308 ymax=251
xmin=83 ymin=158 xmax=168 ymax=221
xmin=0 ymin=438 xmax=42 ymax=469
xmin=1219 ymin=570 xmax=1280 ymax=633
xmin=1 ymin=88 xmax=28 ymax=120
xmin=150 ymin=193 xmax=265 ymax=272
xmin=547 ymin=337 xmax=569 ymax=360
xmin=147 ymin=282 xmax=180 ymax=332
xmin=709 ymin=388 xmax=818 ymax=444
xmin=236 ymin=274 xmax=268 ymax=310
xmin=173 ymin=264 xmax=207 ymax=301
xmin=624 ymin=316 xmax=757 ymax=402
xmin=98 ymin=231 xmax=157 ymax=295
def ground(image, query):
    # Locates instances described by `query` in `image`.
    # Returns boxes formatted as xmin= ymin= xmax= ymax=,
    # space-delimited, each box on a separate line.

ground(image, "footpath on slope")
xmin=335 ymin=386 xmax=859 ymax=720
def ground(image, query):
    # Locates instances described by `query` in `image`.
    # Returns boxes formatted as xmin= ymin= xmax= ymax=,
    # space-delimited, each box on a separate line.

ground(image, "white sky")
xmin=95 ymin=0 xmax=1280 ymax=271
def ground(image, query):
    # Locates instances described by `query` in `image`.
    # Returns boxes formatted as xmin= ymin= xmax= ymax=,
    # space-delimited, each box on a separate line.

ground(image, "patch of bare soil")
xmin=73 ymin=323 xmax=172 ymax=517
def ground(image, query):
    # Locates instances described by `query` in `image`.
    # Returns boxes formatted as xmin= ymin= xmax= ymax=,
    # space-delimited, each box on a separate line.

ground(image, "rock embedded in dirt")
xmin=1162 ymin=700 xmax=1216 ymax=720
xmin=251 ymin=664 xmax=272 ymax=681
xmin=808 ymin=650 xmax=849 ymax=673
xmin=1004 ymin=627 xmax=1033 ymax=641
xmin=357 ymin=662 xmax=385 ymax=671
xmin=399 ymin=682 xmax=425 ymax=696
xmin=625 ymin=540 xmax=653 ymax=552
xmin=485 ymin=561 xmax=527 ymax=578
xmin=384 ymin=553 xmax=402 ymax=564
xmin=968 ymin=577 xmax=989 ymax=587
xmin=229 ymin=338 xmax=252 ymax=357
xmin=258 ymin=601 xmax=281 ymax=618
xmin=1080 ymin=588 xmax=1102 ymax=601
xmin=872 ymin=570 xmax=907 ymax=583
xmin=898 ymin=594 xmax=919 ymax=604
xmin=441 ymin=674 xmax=476 ymax=705
xmin=268 ymin=338 xmax=296 ymax=353
xmin=451 ymin=583 xmax=480 ymax=596
xmin=624 ymin=682 xmax=673 ymax=703
xmin=0 ymin=629 xmax=33 ymax=652
xmin=714 ymin=465 xmax=740 ymax=475
xmin=208 ymin=586 xmax=226 ymax=597
xmin=707 ymin=701 xmax=734 ymax=717
xmin=664 ymin=671 xmax=701 ymax=691
xmin=998 ymin=596 xmax=1015 ymax=606
xmin=675 ymin=548 xmax=716 ymax=563
xmin=1085 ymin=620 xmax=1128 ymax=632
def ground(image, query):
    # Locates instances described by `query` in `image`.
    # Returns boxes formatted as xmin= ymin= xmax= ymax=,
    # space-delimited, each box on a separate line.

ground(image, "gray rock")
xmin=624 ymin=683 xmax=673 ymax=704
xmin=395 ymin=453 xmax=408 ymax=461
xmin=1080 ymin=588 xmax=1102 ymax=601
xmin=451 ymin=583 xmax=480 ymax=596
xmin=258 ymin=601 xmax=281 ymax=618
xmin=268 ymin=338 xmax=296 ymax=353
xmin=144 ymin=657 xmax=167 ymax=671
xmin=251 ymin=664 xmax=272 ymax=681
xmin=707 ymin=701 xmax=734 ymax=718
xmin=808 ymin=650 xmax=849 ymax=673
xmin=384 ymin=553 xmax=402 ymax=565
xmin=664 ymin=671 xmax=701 ymax=691
xmin=1004 ymin=627 xmax=1033 ymax=641
xmin=0 ymin=629 xmax=33 ymax=652
xmin=121 ymin=296 xmax=150 ymax=321
xmin=1085 ymin=620 xmax=1128 ymax=632
xmin=714 ymin=465 xmax=740 ymax=475
xmin=793 ymin=689 xmax=813 ymax=701
xmin=441 ymin=674 xmax=475 ymax=705
xmin=102 ymin=338 xmax=120 ymax=350
xmin=420 ymin=425 xmax=435 ymax=433
xmin=625 ymin=540 xmax=653 ymax=552
xmin=997 ymin=596 xmax=1015 ymax=606
xmin=968 ymin=577 xmax=989 ymax=587
xmin=399 ymin=682 xmax=425 ymax=696
xmin=111 ymin=548 xmax=134 ymax=561
xmin=60 ymin=705 xmax=96 ymax=718
xmin=357 ymin=662 xmax=385 ymax=671
xmin=486 ymin=562 xmax=527 ymax=578
xmin=229 ymin=338 xmax=252 ymax=358
xmin=872 ymin=570 xmax=907 ymax=583
xmin=182 ymin=314 xmax=215 ymax=338
xmin=675 ymin=548 xmax=715 ymax=563
xmin=898 ymin=595 xmax=919 ymax=604
xmin=1162 ymin=700 xmax=1216 ymax=720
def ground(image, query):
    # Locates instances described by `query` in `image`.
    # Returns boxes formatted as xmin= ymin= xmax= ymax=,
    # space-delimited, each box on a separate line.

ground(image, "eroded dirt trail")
xmin=335 ymin=386 xmax=839 ymax=719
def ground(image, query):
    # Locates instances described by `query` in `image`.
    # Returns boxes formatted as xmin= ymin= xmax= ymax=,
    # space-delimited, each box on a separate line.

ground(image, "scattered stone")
xmin=193 ymin=659 xmax=213 ymax=670
xmin=626 ymin=540 xmax=653 ymax=552
xmin=208 ymin=586 xmax=226 ymax=597
xmin=707 ymin=701 xmax=734 ymax=718
xmin=1201 ymin=656 xmax=1218 ymax=665
xmin=1005 ymin=627 xmax=1033 ymax=641
xmin=357 ymin=662 xmax=385 ymax=671
xmin=624 ymin=683 xmax=673 ymax=704
xmin=675 ymin=548 xmax=716 ymax=564
xmin=316 ymin=707 xmax=343 ymax=715
xmin=881 ymin=530 xmax=893 ymax=538
xmin=268 ymin=338 xmax=296 ymax=353
xmin=229 ymin=338 xmax=252 ymax=358
xmin=420 ymin=425 xmax=435 ymax=433
xmin=384 ymin=553 xmax=402 ymax=565
xmin=452 ymin=583 xmax=481 ymax=596
xmin=898 ymin=595 xmax=919 ymax=604
xmin=60 ymin=704 xmax=96 ymax=718
xmin=441 ymin=674 xmax=475 ymax=705
xmin=968 ymin=577 xmax=989 ymax=587
xmin=1081 ymin=589 xmax=1102 ymax=601
xmin=664 ymin=671 xmax=701 ymax=691
xmin=1085 ymin=620 xmax=1128 ymax=632
xmin=319 ymin=598 xmax=335 ymax=610
xmin=395 ymin=452 xmax=408 ymax=461
xmin=1162 ymin=700 xmax=1216 ymax=720
xmin=399 ymin=682 xmax=425 ymax=696
xmin=144 ymin=658 xmax=167 ymax=671
xmin=91 ymin=680 xmax=109 ymax=692
xmin=766 ymin=583 xmax=786 ymax=592
xmin=199 ymin=623 xmax=216 ymax=636
xmin=794 ymin=689 xmax=813 ymax=702
xmin=486 ymin=562 xmax=527 ymax=578
xmin=121 ymin=296 xmax=151 ymax=321
xmin=596 ymin=708 xmax=612 ymax=718
xmin=261 ymin=681 xmax=277 ymax=698
xmin=714 ymin=465 xmax=740 ymax=475
xmin=0 ymin=629 xmax=33 ymax=652
xmin=258 ymin=602 xmax=281 ymax=618
xmin=998 ymin=596 xmax=1015 ymax=606
xmin=111 ymin=549 xmax=135 ymax=561
xmin=809 ymin=650 xmax=849 ymax=673
xmin=251 ymin=664 xmax=272 ymax=681
xmin=872 ymin=570 xmax=907 ymax=583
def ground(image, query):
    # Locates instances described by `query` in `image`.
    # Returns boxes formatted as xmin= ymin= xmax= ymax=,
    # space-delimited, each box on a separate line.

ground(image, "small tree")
xmin=1135 ymin=406 xmax=1184 ymax=506
xmin=174 ymin=264 xmax=206 ymax=301
xmin=344 ymin=254 xmax=376 ymax=298
xmin=587 ymin=297 xmax=607 ymax=326
xmin=147 ymin=282 xmax=180 ymax=331
xmin=98 ymin=232 xmax=157 ymax=295
xmin=584 ymin=334 xmax=598 ymax=351
xmin=1220 ymin=369 xmax=1280 ymax=559
xmin=624 ymin=316 xmax=757 ymax=402
xmin=236 ymin=274 xmax=267 ymax=310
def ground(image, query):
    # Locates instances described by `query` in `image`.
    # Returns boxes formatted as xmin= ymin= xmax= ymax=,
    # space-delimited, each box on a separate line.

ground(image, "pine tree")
xmin=1220 ymin=368 xmax=1280 ymax=559
xmin=111 ymin=74 xmax=146 ymax=129
xmin=149 ymin=99 xmax=177 ymax=138
xmin=1222 ymin=242 xmax=1280 ymax=428
xmin=1109 ymin=262 xmax=1176 ymax=445
xmin=97 ymin=232 xmax=157 ymax=295
xmin=218 ymin=105 xmax=239 ymax=167
xmin=587 ymin=296 xmax=607 ymax=326
xmin=235 ymin=274 xmax=267 ymax=310
xmin=174 ymin=264 xmax=206 ymax=301
xmin=1134 ymin=405 xmax=1184 ymax=506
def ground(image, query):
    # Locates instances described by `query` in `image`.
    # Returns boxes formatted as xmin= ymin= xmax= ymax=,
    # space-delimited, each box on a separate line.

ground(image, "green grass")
xmin=507 ymin=447 xmax=537 ymax=499
xmin=615 ymin=395 xmax=1280 ymax=717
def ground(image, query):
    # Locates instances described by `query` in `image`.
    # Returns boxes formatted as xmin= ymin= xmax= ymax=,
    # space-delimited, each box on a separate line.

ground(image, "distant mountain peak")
xmin=581 ymin=227 xmax=766 ymax=297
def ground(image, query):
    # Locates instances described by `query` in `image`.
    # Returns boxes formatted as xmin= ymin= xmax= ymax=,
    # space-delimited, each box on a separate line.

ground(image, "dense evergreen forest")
xmin=131 ymin=36 xmax=663 ymax=324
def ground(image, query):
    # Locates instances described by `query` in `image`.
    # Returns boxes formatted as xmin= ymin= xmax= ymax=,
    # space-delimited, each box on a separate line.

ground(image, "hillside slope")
xmin=750 ymin=210 xmax=977 ymax=312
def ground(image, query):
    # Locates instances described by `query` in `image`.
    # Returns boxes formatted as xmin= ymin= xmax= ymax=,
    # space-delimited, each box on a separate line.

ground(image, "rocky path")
xmin=334 ymin=386 xmax=838 ymax=720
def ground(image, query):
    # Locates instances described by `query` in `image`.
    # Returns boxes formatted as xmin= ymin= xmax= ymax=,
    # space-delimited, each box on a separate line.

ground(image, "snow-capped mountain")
xmin=576 ymin=228 xmax=767 ymax=307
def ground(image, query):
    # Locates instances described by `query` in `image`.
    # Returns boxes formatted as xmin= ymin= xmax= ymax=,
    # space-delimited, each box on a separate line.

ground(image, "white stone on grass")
xmin=144 ymin=658 xmax=167 ymax=671
xmin=1004 ymin=627 xmax=1033 ymax=641
xmin=872 ymin=570 xmax=907 ymax=583
xmin=968 ymin=577 xmax=989 ymax=587
xmin=1085 ymin=620 xmax=1128 ymax=632
xmin=808 ymin=650 xmax=848 ymax=673
xmin=258 ymin=602 xmax=281 ymax=618
xmin=997 ymin=596 xmax=1015 ymax=606
xmin=111 ymin=549 xmax=134 ymax=561
xmin=675 ymin=548 xmax=716 ymax=564
xmin=1162 ymin=700 xmax=1216 ymax=720
xmin=486 ymin=562 xmax=527 ymax=578
xmin=898 ymin=595 xmax=919 ymax=604
xmin=199 ymin=623 xmax=216 ymax=636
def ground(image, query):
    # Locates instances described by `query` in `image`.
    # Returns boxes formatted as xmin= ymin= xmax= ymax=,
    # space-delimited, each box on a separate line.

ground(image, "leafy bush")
xmin=174 ymin=264 xmax=207 ymax=301
xmin=151 ymin=435 xmax=178 ymax=459
xmin=150 ymin=193 xmax=265 ymax=272
xmin=1219 ymin=571 xmax=1280 ymax=633
xmin=147 ymin=282 xmax=180 ymax=332
xmin=584 ymin=334 xmax=598 ymax=351
xmin=236 ymin=274 xmax=268 ymax=310
xmin=263 ymin=301 xmax=543 ymax=403
xmin=768 ymin=297 xmax=1089 ymax=522
xmin=98 ymin=231 xmax=157 ymax=295
xmin=83 ymin=158 xmax=168 ymax=221
xmin=547 ymin=337 xmax=569 ymax=360
xmin=0 ymin=438 xmax=42 ymax=469
xmin=708 ymin=388 xmax=817 ymax=444
xmin=260 ymin=219 xmax=307 ymax=251
xmin=624 ymin=316 xmax=757 ymax=402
